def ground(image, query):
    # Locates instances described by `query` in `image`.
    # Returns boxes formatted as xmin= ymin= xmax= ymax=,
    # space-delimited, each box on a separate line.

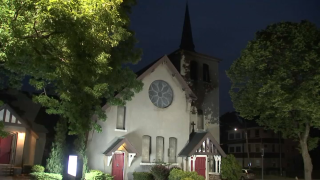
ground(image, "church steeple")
xmin=180 ymin=2 xmax=195 ymax=52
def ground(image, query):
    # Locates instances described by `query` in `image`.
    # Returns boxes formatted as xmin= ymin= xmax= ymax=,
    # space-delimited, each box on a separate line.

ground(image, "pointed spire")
xmin=180 ymin=2 xmax=195 ymax=52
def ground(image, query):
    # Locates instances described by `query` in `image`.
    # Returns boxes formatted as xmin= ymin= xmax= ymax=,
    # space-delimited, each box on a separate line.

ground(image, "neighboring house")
xmin=220 ymin=112 xmax=301 ymax=173
xmin=86 ymin=4 xmax=225 ymax=180
xmin=0 ymin=90 xmax=48 ymax=175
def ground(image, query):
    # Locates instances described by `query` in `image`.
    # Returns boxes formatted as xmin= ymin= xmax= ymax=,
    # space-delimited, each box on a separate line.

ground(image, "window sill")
xmin=140 ymin=162 xmax=179 ymax=166
xmin=114 ymin=129 xmax=127 ymax=132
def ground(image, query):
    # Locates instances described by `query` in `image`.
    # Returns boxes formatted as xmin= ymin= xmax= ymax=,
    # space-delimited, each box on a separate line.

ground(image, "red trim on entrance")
xmin=112 ymin=153 xmax=124 ymax=180
xmin=0 ymin=135 xmax=13 ymax=164
xmin=195 ymin=157 xmax=206 ymax=178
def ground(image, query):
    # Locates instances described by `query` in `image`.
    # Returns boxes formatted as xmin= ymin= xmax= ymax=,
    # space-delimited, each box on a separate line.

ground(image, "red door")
xmin=195 ymin=157 xmax=206 ymax=178
xmin=0 ymin=135 xmax=13 ymax=164
xmin=112 ymin=153 xmax=124 ymax=180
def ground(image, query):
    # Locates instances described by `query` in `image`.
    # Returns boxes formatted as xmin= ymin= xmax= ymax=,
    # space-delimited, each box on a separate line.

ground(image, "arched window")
xmin=203 ymin=63 xmax=210 ymax=82
xmin=190 ymin=61 xmax=198 ymax=80
xmin=142 ymin=135 xmax=151 ymax=162
xmin=116 ymin=106 xmax=126 ymax=130
xmin=156 ymin=136 xmax=164 ymax=162
xmin=168 ymin=137 xmax=177 ymax=163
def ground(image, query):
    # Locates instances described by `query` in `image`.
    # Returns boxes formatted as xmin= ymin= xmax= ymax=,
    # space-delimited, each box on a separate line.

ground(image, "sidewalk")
xmin=255 ymin=175 xmax=320 ymax=180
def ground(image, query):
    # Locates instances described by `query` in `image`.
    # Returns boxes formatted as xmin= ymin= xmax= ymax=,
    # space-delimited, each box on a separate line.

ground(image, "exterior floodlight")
xmin=68 ymin=155 xmax=78 ymax=177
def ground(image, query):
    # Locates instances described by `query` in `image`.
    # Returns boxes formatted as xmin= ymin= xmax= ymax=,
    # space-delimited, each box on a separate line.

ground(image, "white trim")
xmin=140 ymin=162 xmax=179 ymax=166
xmin=114 ymin=129 xmax=127 ymax=132
xmin=214 ymin=155 xmax=221 ymax=174
xmin=106 ymin=152 xmax=114 ymax=166
xmin=128 ymin=153 xmax=136 ymax=167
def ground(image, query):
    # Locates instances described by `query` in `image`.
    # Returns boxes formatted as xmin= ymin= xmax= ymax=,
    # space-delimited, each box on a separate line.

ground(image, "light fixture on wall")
xmin=18 ymin=133 xmax=25 ymax=140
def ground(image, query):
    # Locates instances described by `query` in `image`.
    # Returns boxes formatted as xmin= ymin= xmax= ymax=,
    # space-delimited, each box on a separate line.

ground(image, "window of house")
xmin=142 ymin=135 xmax=151 ymax=162
xmin=236 ymin=146 xmax=241 ymax=153
xmin=156 ymin=136 xmax=164 ymax=162
xmin=229 ymin=147 xmax=235 ymax=153
xmin=235 ymin=132 xmax=241 ymax=139
xmin=255 ymin=129 xmax=260 ymax=137
xmin=169 ymin=137 xmax=177 ymax=163
xmin=264 ymin=144 xmax=268 ymax=151
xmin=247 ymin=130 xmax=250 ymax=138
xmin=0 ymin=109 xmax=4 ymax=121
xmin=272 ymin=144 xmax=275 ymax=152
xmin=116 ymin=106 xmax=126 ymax=130
xmin=190 ymin=61 xmax=198 ymax=80
xmin=203 ymin=64 xmax=210 ymax=82
xmin=229 ymin=133 xmax=235 ymax=140
xmin=264 ymin=129 xmax=268 ymax=133
xmin=255 ymin=144 xmax=261 ymax=152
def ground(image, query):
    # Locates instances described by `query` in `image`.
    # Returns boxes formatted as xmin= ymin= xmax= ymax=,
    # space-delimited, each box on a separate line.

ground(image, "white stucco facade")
xmin=87 ymin=62 xmax=193 ymax=179
xmin=86 ymin=53 xmax=221 ymax=180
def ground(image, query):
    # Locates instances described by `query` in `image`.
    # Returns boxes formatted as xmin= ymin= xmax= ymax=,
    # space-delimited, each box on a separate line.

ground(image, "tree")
xmin=74 ymin=133 xmax=88 ymax=179
xmin=0 ymin=100 xmax=9 ymax=138
xmin=227 ymin=20 xmax=320 ymax=180
xmin=221 ymin=154 xmax=242 ymax=180
xmin=0 ymin=0 xmax=143 ymax=134
xmin=46 ymin=118 xmax=67 ymax=174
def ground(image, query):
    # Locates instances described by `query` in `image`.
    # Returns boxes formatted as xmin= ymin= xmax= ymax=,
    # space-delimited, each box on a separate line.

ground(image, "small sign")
xmin=68 ymin=155 xmax=78 ymax=177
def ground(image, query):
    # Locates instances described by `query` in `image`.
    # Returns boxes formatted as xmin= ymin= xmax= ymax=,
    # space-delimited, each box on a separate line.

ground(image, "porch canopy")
xmin=178 ymin=132 xmax=226 ymax=157
xmin=103 ymin=137 xmax=139 ymax=156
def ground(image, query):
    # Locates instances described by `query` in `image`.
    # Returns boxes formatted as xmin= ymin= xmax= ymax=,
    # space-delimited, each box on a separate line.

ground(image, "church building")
xmin=86 ymin=4 xmax=226 ymax=180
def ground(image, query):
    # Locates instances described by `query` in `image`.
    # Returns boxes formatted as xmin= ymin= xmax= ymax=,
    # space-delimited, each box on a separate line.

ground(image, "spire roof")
xmin=179 ymin=3 xmax=195 ymax=52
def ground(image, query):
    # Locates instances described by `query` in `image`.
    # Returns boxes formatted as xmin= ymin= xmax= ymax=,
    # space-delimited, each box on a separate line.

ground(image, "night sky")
xmin=128 ymin=0 xmax=320 ymax=115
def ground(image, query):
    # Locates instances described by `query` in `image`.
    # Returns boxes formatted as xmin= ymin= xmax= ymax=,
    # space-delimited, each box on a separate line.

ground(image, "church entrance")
xmin=0 ymin=135 xmax=13 ymax=164
xmin=112 ymin=152 xmax=124 ymax=180
xmin=195 ymin=156 xmax=206 ymax=178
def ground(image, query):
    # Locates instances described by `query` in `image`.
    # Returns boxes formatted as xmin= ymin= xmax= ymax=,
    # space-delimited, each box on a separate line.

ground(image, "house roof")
xmin=178 ymin=132 xmax=226 ymax=157
xmin=0 ymin=90 xmax=49 ymax=133
xmin=0 ymin=104 xmax=30 ymax=128
xmin=103 ymin=137 xmax=139 ymax=156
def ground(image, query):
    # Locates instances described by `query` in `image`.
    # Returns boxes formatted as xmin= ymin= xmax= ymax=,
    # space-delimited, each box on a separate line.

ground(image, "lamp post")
xmin=261 ymin=148 xmax=264 ymax=180
xmin=234 ymin=127 xmax=251 ymax=169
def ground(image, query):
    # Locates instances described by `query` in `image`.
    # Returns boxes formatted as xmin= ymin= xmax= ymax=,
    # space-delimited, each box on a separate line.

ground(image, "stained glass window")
xmin=149 ymin=80 xmax=173 ymax=108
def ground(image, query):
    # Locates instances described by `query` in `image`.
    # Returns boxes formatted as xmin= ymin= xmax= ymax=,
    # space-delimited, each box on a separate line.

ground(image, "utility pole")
xmin=261 ymin=148 xmax=264 ymax=180
xmin=279 ymin=132 xmax=282 ymax=176
xmin=244 ymin=120 xmax=250 ymax=169
xmin=236 ymin=113 xmax=251 ymax=168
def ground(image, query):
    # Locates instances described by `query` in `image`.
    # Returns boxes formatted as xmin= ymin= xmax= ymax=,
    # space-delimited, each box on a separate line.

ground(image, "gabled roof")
xmin=0 ymin=90 xmax=49 ymax=133
xmin=0 ymin=104 xmax=30 ymax=128
xmin=101 ymin=55 xmax=197 ymax=111
xmin=178 ymin=132 xmax=226 ymax=157
xmin=103 ymin=137 xmax=139 ymax=156
xmin=137 ymin=55 xmax=196 ymax=99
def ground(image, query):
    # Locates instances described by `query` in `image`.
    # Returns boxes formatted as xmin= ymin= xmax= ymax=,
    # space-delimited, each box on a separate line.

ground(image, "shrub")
xmin=31 ymin=165 xmax=45 ymax=173
xmin=85 ymin=170 xmax=113 ymax=180
xmin=150 ymin=165 xmax=170 ymax=180
xmin=168 ymin=169 xmax=204 ymax=180
xmin=133 ymin=172 xmax=154 ymax=180
xmin=220 ymin=154 xmax=242 ymax=180
xmin=46 ymin=119 xmax=67 ymax=174
xmin=30 ymin=172 xmax=62 ymax=180
xmin=169 ymin=166 xmax=182 ymax=172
